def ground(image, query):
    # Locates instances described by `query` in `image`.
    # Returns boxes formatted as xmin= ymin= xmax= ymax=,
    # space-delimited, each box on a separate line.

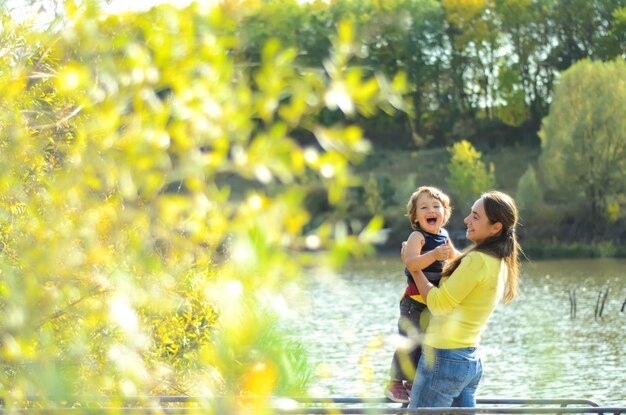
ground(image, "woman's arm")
xmin=401 ymin=240 xmax=435 ymax=300
xmin=423 ymin=253 xmax=485 ymax=315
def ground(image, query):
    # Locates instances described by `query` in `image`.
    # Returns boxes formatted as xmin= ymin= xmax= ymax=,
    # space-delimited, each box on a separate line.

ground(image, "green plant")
xmin=446 ymin=140 xmax=496 ymax=211
xmin=538 ymin=58 xmax=626 ymax=225
xmin=363 ymin=174 xmax=381 ymax=215
xmin=516 ymin=165 xmax=543 ymax=212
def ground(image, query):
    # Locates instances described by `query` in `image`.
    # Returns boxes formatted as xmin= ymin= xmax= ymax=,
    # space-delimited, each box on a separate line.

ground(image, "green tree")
xmin=603 ymin=6 xmax=626 ymax=58
xmin=494 ymin=0 xmax=554 ymax=129
xmin=516 ymin=165 xmax=543 ymax=212
xmin=0 ymin=1 xmax=405 ymax=412
xmin=393 ymin=173 xmax=418 ymax=206
xmin=444 ymin=0 xmax=503 ymax=120
xmin=548 ymin=0 xmax=623 ymax=69
xmin=538 ymin=58 xmax=626 ymax=228
xmin=357 ymin=0 xmax=445 ymax=144
xmin=446 ymin=140 xmax=496 ymax=212
xmin=364 ymin=174 xmax=384 ymax=215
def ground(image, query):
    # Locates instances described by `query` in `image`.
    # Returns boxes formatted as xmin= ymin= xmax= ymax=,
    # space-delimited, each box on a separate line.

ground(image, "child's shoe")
xmin=403 ymin=380 xmax=413 ymax=394
xmin=385 ymin=380 xmax=410 ymax=403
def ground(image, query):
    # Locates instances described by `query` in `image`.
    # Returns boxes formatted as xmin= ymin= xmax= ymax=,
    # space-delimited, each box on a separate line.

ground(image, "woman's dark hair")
xmin=441 ymin=191 xmax=520 ymax=303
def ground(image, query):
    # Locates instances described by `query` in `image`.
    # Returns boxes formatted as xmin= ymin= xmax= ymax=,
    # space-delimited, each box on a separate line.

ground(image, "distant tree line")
xmin=235 ymin=0 xmax=626 ymax=149
xmin=231 ymin=0 xmax=626 ymax=254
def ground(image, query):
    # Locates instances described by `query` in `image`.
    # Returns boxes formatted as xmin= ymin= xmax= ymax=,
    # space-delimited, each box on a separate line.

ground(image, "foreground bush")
xmin=0 ymin=1 xmax=405 ymax=412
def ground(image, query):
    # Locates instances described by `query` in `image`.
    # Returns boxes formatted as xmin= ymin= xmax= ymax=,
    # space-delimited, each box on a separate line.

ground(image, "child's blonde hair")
xmin=406 ymin=186 xmax=452 ymax=230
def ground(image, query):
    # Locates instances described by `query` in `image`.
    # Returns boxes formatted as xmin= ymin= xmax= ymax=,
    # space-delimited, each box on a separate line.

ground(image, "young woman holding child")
xmin=403 ymin=190 xmax=521 ymax=411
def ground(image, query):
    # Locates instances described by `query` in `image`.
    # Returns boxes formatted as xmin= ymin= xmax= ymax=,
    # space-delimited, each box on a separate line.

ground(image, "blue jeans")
xmin=408 ymin=347 xmax=483 ymax=411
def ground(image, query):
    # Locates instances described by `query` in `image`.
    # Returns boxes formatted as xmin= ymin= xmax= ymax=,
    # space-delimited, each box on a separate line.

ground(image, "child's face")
xmin=415 ymin=193 xmax=446 ymax=233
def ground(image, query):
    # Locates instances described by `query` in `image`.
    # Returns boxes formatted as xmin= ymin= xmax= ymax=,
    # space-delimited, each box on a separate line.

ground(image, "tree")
xmin=364 ymin=174 xmax=384 ymax=215
xmin=516 ymin=165 xmax=543 ymax=212
xmin=446 ymin=140 xmax=496 ymax=213
xmin=538 ymin=58 xmax=626 ymax=228
xmin=0 ymin=1 xmax=406 ymax=412
xmin=494 ymin=0 xmax=555 ymax=129
xmin=358 ymin=0 xmax=445 ymax=145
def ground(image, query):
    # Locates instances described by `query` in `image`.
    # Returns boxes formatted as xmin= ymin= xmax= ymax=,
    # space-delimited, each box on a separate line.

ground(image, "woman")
xmin=402 ymin=191 xmax=520 ymax=410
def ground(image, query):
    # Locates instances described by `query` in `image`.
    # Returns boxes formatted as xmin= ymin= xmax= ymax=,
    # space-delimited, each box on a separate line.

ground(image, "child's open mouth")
xmin=427 ymin=218 xmax=437 ymax=225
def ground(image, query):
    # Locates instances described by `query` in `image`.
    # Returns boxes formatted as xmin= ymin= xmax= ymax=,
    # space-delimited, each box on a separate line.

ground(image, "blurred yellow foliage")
xmin=0 ymin=0 xmax=404 ymax=413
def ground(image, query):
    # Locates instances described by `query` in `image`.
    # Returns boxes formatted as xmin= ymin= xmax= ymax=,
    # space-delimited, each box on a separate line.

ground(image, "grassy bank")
xmin=354 ymin=145 xmax=625 ymax=259
xmin=353 ymin=144 xmax=541 ymax=249
xmin=356 ymin=144 xmax=540 ymax=196
xmin=226 ymin=143 xmax=623 ymax=259
xmin=522 ymin=241 xmax=626 ymax=259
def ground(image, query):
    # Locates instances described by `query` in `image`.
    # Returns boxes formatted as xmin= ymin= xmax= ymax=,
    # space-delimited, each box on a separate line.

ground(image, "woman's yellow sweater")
xmin=425 ymin=251 xmax=507 ymax=349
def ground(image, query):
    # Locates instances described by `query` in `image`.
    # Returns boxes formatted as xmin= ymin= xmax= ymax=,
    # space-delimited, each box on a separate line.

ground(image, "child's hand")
xmin=433 ymin=244 xmax=450 ymax=261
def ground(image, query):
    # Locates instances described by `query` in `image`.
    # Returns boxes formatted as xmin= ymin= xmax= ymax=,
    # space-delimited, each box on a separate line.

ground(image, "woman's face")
xmin=464 ymin=198 xmax=502 ymax=244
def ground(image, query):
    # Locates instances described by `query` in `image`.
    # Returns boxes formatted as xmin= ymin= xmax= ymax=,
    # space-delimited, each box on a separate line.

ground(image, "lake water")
xmin=287 ymin=257 xmax=626 ymax=406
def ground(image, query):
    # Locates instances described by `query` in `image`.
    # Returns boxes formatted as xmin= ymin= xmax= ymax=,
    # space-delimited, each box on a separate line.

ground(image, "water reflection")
xmin=288 ymin=257 xmax=626 ymax=406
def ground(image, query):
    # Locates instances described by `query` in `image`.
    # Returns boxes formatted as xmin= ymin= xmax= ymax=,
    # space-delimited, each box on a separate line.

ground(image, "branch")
xmin=30 ymin=104 xmax=83 ymax=130
xmin=38 ymin=286 xmax=109 ymax=329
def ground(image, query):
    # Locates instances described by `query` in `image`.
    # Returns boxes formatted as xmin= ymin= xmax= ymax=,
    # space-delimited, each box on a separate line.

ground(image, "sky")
xmin=1 ymin=0 xmax=210 ymax=32
xmin=3 ymin=0 xmax=198 ymax=22
xmin=102 ymin=0 xmax=195 ymax=13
